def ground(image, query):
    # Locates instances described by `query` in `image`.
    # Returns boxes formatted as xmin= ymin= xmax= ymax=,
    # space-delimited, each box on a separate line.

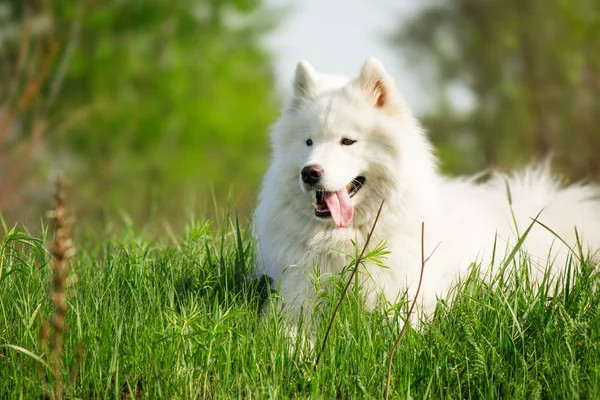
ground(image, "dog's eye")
xmin=341 ymin=138 xmax=356 ymax=146
xmin=306 ymin=139 xmax=313 ymax=146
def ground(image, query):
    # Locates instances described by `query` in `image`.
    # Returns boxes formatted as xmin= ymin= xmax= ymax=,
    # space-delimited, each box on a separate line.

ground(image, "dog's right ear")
xmin=359 ymin=57 xmax=394 ymax=110
xmin=292 ymin=60 xmax=316 ymax=99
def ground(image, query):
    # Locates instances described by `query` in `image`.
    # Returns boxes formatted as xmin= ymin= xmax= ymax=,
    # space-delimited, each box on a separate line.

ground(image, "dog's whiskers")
xmin=351 ymin=178 xmax=364 ymax=191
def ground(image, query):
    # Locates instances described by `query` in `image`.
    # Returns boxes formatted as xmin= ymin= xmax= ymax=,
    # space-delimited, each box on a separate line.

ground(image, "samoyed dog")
xmin=254 ymin=57 xmax=600 ymax=317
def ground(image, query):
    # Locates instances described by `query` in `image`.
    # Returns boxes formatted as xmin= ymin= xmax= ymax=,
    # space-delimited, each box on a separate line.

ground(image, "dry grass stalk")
xmin=314 ymin=200 xmax=385 ymax=370
xmin=384 ymin=222 xmax=440 ymax=400
xmin=46 ymin=175 xmax=74 ymax=400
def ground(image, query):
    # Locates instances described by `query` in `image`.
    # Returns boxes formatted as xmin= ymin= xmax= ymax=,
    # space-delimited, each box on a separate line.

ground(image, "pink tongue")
xmin=323 ymin=189 xmax=354 ymax=228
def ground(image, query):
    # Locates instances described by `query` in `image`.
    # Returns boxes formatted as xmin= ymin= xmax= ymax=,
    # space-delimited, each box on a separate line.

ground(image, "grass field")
xmin=1 ymin=213 xmax=599 ymax=399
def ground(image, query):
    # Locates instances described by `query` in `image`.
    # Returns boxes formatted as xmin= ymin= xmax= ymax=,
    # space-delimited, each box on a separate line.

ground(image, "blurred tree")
xmin=392 ymin=0 xmax=600 ymax=179
xmin=0 ymin=0 xmax=65 ymax=215
xmin=1 ymin=0 xmax=278 ymax=228
xmin=55 ymin=0 xmax=278 ymax=225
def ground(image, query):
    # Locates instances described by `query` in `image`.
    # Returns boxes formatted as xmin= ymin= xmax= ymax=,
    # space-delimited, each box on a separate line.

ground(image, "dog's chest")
xmin=279 ymin=224 xmax=380 ymax=273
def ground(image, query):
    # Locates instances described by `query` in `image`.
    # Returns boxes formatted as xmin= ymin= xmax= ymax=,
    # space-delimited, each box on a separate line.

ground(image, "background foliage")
xmin=1 ymin=0 xmax=277 ymax=229
xmin=393 ymin=0 xmax=600 ymax=178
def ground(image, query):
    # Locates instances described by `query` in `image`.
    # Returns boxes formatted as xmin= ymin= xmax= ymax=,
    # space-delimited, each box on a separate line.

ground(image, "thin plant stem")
xmin=47 ymin=176 xmax=74 ymax=400
xmin=314 ymin=200 xmax=385 ymax=370
xmin=385 ymin=222 xmax=440 ymax=400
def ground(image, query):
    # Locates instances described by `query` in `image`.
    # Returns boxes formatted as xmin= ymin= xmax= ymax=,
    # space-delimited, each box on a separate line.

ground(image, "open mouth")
xmin=313 ymin=176 xmax=366 ymax=219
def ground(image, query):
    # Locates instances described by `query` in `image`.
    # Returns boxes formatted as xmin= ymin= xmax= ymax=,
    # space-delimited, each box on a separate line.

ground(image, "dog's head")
xmin=270 ymin=58 xmax=432 ymax=228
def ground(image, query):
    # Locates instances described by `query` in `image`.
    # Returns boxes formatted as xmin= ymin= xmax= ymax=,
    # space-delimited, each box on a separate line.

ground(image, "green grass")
xmin=1 ymin=216 xmax=599 ymax=399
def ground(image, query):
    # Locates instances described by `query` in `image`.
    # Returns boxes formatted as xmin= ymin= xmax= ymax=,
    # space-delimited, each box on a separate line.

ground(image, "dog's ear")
xmin=358 ymin=57 xmax=394 ymax=110
xmin=293 ymin=60 xmax=316 ymax=98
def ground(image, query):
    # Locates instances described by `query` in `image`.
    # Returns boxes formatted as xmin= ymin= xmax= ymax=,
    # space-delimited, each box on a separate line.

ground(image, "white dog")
xmin=254 ymin=57 xmax=600 ymax=317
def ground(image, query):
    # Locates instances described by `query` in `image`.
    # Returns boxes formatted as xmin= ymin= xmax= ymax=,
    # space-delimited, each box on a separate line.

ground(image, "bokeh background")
xmin=1 ymin=0 xmax=599 ymax=233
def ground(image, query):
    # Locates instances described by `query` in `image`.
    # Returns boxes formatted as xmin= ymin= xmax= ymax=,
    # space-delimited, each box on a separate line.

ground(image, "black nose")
xmin=301 ymin=164 xmax=323 ymax=184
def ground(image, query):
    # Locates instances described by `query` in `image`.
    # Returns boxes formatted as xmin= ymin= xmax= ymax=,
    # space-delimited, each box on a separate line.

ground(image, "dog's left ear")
xmin=293 ymin=60 xmax=316 ymax=98
xmin=358 ymin=57 xmax=394 ymax=110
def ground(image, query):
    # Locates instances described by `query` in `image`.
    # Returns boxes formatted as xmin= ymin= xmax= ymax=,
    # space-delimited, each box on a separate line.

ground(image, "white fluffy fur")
xmin=254 ymin=57 xmax=600 ymax=316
